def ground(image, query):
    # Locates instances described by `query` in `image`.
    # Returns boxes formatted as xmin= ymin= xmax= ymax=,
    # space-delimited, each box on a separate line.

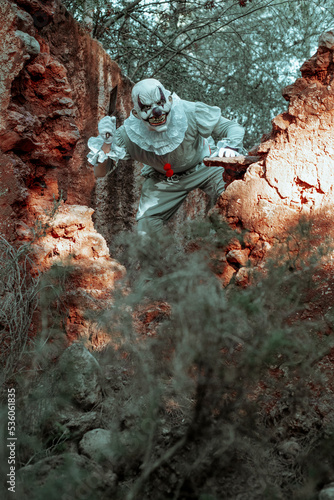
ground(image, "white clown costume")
xmin=88 ymin=79 xmax=245 ymax=235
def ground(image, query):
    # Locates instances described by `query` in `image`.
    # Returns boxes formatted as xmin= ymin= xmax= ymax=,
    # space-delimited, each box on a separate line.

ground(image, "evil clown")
xmin=87 ymin=78 xmax=245 ymax=236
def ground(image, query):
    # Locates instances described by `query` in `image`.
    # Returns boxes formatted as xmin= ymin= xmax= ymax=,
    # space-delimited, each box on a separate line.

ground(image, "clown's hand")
xmin=218 ymin=147 xmax=239 ymax=158
xmin=87 ymin=115 xmax=126 ymax=168
xmin=98 ymin=116 xmax=116 ymax=144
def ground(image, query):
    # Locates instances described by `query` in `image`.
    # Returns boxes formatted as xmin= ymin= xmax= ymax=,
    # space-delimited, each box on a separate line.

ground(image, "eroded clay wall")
xmin=212 ymin=32 xmax=334 ymax=285
xmin=0 ymin=0 xmax=139 ymax=246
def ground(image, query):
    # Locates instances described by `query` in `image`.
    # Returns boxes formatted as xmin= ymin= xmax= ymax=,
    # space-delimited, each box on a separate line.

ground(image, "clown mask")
xmin=132 ymin=79 xmax=173 ymax=132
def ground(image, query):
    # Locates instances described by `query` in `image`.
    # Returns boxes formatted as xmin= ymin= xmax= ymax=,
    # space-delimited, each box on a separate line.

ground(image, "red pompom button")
xmin=163 ymin=163 xmax=174 ymax=178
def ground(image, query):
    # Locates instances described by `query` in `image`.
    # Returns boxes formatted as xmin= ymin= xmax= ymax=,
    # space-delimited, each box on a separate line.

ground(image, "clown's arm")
xmin=87 ymin=116 xmax=130 ymax=178
xmin=195 ymin=101 xmax=245 ymax=158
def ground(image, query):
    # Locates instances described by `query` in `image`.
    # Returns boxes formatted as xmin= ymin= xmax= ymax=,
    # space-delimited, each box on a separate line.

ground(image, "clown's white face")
xmin=132 ymin=79 xmax=173 ymax=132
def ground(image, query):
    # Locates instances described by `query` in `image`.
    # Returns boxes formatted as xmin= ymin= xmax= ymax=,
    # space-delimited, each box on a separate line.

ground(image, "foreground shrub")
xmin=2 ymin=216 xmax=334 ymax=499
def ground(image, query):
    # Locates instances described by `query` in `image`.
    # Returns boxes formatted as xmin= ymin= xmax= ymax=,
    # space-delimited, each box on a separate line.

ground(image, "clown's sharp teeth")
xmin=149 ymin=114 xmax=166 ymax=125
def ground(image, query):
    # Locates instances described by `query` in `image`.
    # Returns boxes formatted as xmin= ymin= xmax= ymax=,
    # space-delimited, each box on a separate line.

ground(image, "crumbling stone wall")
xmin=0 ymin=0 xmax=138 ymax=246
xmin=0 ymin=0 xmax=136 ymax=342
xmin=212 ymin=31 xmax=334 ymax=285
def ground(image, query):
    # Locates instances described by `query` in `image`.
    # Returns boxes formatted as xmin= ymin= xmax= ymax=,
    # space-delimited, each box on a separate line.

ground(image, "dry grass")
xmin=0 ymin=237 xmax=41 ymax=385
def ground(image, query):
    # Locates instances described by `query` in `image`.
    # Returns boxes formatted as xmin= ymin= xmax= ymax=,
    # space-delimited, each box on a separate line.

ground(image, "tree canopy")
xmin=62 ymin=0 xmax=334 ymax=148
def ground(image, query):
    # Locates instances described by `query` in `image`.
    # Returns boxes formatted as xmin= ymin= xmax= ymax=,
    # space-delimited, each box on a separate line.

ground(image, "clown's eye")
xmin=142 ymin=105 xmax=150 ymax=112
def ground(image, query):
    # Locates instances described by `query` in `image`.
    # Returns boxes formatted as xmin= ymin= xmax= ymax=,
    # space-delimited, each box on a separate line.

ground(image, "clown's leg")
xmin=136 ymin=165 xmax=225 ymax=236
xmin=136 ymin=216 xmax=164 ymax=277
xmin=135 ymin=177 xmax=188 ymax=280
xmin=136 ymin=177 xmax=188 ymax=235
xmin=137 ymin=215 xmax=164 ymax=235
xmin=180 ymin=163 xmax=225 ymax=204
xmin=200 ymin=166 xmax=225 ymax=202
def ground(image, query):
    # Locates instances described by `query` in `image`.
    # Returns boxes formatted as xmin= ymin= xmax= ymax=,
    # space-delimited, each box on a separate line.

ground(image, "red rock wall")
xmin=0 ymin=0 xmax=139 ymax=343
xmin=0 ymin=0 xmax=138 ymax=245
xmin=213 ymin=31 xmax=334 ymax=285
xmin=29 ymin=203 xmax=126 ymax=345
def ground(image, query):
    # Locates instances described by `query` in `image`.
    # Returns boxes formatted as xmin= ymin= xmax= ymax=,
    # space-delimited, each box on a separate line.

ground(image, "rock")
xmin=226 ymin=237 xmax=242 ymax=251
xmin=272 ymin=113 xmax=291 ymax=131
xmin=219 ymin=262 xmax=236 ymax=287
xmin=319 ymin=31 xmax=334 ymax=50
xmin=57 ymin=408 xmax=99 ymax=438
xmin=17 ymin=452 xmax=117 ymax=499
xmin=244 ymin=231 xmax=260 ymax=248
xmin=13 ymin=5 xmax=35 ymax=34
xmin=79 ymin=428 xmax=115 ymax=465
xmin=282 ymin=78 xmax=308 ymax=101
xmin=319 ymin=483 xmax=334 ymax=500
xmin=235 ymin=267 xmax=251 ymax=287
xmin=249 ymin=239 xmax=270 ymax=265
xmin=203 ymin=155 xmax=261 ymax=188
xmin=0 ymin=0 xmax=136 ymax=246
xmin=15 ymin=30 xmax=40 ymax=55
xmin=226 ymin=248 xmax=249 ymax=267
xmin=56 ymin=343 xmax=102 ymax=409
xmin=26 ymin=204 xmax=126 ymax=342
xmin=214 ymin=31 xmax=334 ymax=284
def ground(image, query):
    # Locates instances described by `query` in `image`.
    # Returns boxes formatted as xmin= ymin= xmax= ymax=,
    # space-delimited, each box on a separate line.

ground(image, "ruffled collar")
xmin=124 ymin=94 xmax=188 ymax=156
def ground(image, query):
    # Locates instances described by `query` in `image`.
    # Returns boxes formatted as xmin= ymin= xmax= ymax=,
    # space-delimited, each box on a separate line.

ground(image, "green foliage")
xmin=0 ymin=193 xmax=65 ymax=386
xmin=97 ymin=219 xmax=334 ymax=498
xmin=0 ymin=237 xmax=40 ymax=385
xmin=2 ymin=216 xmax=334 ymax=498
xmin=63 ymin=0 xmax=334 ymax=147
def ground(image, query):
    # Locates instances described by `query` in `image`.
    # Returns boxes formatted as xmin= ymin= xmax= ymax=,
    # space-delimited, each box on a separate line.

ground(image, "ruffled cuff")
xmin=210 ymin=138 xmax=246 ymax=157
xmin=87 ymin=136 xmax=127 ymax=166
